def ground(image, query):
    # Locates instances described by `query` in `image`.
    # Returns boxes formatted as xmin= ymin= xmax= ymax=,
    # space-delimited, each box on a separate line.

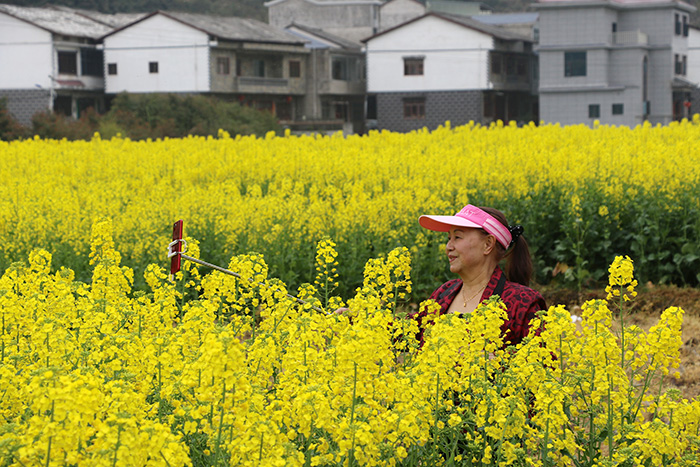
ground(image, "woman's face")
xmin=445 ymin=227 xmax=491 ymax=275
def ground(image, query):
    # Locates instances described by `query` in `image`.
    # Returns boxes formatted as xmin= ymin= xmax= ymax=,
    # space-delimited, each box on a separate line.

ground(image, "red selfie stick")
xmin=169 ymin=219 xmax=183 ymax=279
xmin=166 ymin=220 xmax=322 ymax=312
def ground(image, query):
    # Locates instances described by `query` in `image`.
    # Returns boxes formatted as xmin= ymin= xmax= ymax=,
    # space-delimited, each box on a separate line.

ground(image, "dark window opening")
xmin=565 ymin=51 xmax=586 ymax=77
xmin=366 ymin=94 xmax=377 ymax=120
xmin=682 ymin=55 xmax=687 ymax=75
xmin=588 ymin=104 xmax=600 ymax=119
xmin=149 ymin=61 xmax=159 ymax=74
xmin=506 ymin=56 xmax=516 ymax=76
xmin=612 ymin=103 xmax=624 ymax=115
xmin=491 ymin=53 xmax=502 ymax=75
xmin=107 ymin=63 xmax=117 ymax=75
xmin=289 ymin=60 xmax=301 ymax=78
xmin=332 ymin=57 xmax=348 ymax=80
xmin=403 ymin=57 xmax=424 ymax=76
xmin=217 ymin=57 xmax=230 ymax=75
xmin=253 ymin=60 xmax=265 ymax=77
xmin=484 ymin=93 xmax=494 ymax=118
xmin=58 ymin=51 xmax=78 ymax=75
xmin=53 ymin=95 xmax=72 ymax=116
xmin=80 ymin=48 xmax=103 ymax=77
xmin=403 ymin=97 xmax=425 ymax=119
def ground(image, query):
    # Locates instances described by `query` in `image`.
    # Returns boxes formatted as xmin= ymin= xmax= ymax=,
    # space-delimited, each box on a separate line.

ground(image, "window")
xmin=683 ymin=55 xmax=687 ymax=75
xmin=491 ymin=53 xmax=502 ymax=75
xmin=674 ymin=54 xmax=687 ymax=75
xmin=289 ymin=60 xmax=301 ymax=78
xmin=53 ymin=95 xmax=72 ymax=116
xmin=217 ymin=57 xmax=230 ymax=75
xmin=588 ymin=104 xmax=600 ymax=118
xmin=253 ymin=59 xmax=265 ymax=77
xmin=484 ymin=93 xmax=494 ymax=118
xmin=676 ymin=13 xmax=681 ymax=35
xmin=57 ymin=51 xmax=78 ymax=75
xmin=506 ymin=56 xmax=516 ymax=76
xmin=612 ymin=103 xmax=624 ymax=115
xmin=517 ymin=57 xmax=527 ymax=77
xmin=612 ymin=22 xmax=617 ymax=33
xmin=565 ymin=51 xmax=586 ymax=77
xmin=683 ymin=15 xmax=689 ymax=36
xmin=403 ymin=57 xmax=424 ymax=76
xmin=332 ymin=57 xmax=348 ymax=80
xmin=107 ymin=63 xmax=117 ymax=75
xmin=403 ymin=97 xmax=425 ymax=119
xmin=149 ymin=61 xmax=159 ymax=74
xmin=80 ymin=48 xmax=103 ymax=76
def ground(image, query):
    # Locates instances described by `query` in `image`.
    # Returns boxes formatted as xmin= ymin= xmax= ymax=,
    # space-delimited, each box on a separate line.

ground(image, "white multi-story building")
xmin=364 ymin=12 xmax=538 ymax=132
xmin=535 ymin=0 xmax=697 ymax=126
xmin=101 ymin=11 xmax=310 ymax=122
xmin=0 ymin=5 xmax=138 ymax=124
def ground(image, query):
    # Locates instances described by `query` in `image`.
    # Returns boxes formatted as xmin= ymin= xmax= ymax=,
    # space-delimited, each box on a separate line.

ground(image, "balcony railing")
xmin=610 ymin=30 xmax=648 ymax=46
xmin=237 ymin=77 xmax=288 ymax=87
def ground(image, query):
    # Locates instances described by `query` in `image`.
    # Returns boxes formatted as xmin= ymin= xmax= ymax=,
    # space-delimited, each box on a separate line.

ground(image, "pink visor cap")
xmin=419 ymin=204 xmax=512 ymax=248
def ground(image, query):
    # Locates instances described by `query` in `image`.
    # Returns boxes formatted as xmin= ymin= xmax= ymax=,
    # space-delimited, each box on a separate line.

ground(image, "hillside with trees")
xmin=4 ymin=0 xmax=700 ymax=24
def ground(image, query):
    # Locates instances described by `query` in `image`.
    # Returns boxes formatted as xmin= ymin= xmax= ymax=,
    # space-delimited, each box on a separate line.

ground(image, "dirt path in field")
xmin=541 ymin=285 xmax=700 ymax=401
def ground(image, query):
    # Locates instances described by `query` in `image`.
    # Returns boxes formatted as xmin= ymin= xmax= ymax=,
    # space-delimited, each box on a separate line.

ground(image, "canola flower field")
xmin=1 ymin=119 xmax=699 ymax=298
xmin=1 ymin=120 xmax=700 ymax=466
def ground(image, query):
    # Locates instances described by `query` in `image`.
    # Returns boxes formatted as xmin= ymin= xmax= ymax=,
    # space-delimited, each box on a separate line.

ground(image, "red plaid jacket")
xmin=413 ymin=266 xmax=546 ymax=347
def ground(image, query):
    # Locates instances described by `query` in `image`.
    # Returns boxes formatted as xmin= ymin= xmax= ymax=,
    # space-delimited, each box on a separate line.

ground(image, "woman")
xmin=414 ymin=204 xmax=545 ymax=347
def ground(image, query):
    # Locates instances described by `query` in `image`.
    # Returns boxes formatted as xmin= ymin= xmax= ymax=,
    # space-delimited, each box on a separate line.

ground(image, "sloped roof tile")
xmin=0 ymin=4 xmax=112 ymax=39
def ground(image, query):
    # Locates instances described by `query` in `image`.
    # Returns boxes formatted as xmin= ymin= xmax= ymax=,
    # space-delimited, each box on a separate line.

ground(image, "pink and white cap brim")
xmin=419 ymin=204 xmax=512 ymax=248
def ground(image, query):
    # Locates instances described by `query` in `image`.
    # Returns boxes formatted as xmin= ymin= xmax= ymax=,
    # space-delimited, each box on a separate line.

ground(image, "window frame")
xmin=564 ymin=51 xmax=587 ymax=77
xmin=149 ymin=61 xmax=159 ymax=74
xmin=216 ymin=57 xmax=230 ymax=75
xmin=107 ymin=63 xmax=117 ymax=75
xmin=403 ymin=97 xmax=426 ymax=120
xmin=289 ymin=60 xmax=301 ymax=78
xmin=80 ymin=48 xmax=103 ymax=77
xmin=403 ymin=57 xmax=424 ymax=76
xmin=490 ymin=53 xmax=502 ymax=75
xmin=253 ymin=59 xmax=266 ymax=78
xmin=588 ymin=104 xmax=600 ymax=119
xmin=57 ymin=50 xmax=78 ymax=75
xmin=612 ymin=103 xmax=624 ymax=115
xmin=332 ymin=56 xmax=348 ymax=80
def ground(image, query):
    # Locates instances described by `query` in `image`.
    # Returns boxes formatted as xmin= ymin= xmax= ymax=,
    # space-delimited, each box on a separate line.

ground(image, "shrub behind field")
xmin=5 ymin=93 xmax=281 ymax=141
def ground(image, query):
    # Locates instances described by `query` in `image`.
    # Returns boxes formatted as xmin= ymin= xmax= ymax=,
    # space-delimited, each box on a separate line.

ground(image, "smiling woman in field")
xmin=414 ymin=204 xmax=546 ymax=346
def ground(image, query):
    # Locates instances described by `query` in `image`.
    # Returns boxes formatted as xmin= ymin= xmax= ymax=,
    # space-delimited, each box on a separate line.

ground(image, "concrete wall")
xmin=268 ymin=0 xmax=378 ymax=42
xmin=538 ymin=6 xmax=617 ymax=47
xmin=379 ymin=0 xmax=425 ymax=32
xmin=104 ymin=14 xmax=211 ymax=93
xmin=0 ymin=88 xmax=51 ymax=126
xmin=376 ymin=90 xmax=483 ymax=132
xmin=540 ymin=88 xmax=643 ymax=127
xmin=0 ymin=12 xmax=54 ymax=90
xmin=367 ymin=16 xmax=493 ymax=93
xmin=647 ymin=47 xmax=674 ymax=124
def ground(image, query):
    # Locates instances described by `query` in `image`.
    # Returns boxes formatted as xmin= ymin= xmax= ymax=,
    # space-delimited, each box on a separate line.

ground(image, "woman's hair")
xmin=479 ymin=206 xmax=533 ymax=286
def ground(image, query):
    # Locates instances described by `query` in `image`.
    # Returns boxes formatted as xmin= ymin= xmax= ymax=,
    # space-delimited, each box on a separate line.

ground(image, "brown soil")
xmin=540 ymin=284 xmax=700 ymax=401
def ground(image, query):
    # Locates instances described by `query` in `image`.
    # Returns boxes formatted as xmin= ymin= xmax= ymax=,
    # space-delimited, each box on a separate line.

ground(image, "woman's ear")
xmin=483 ymin=234 xmax=496 ymax=255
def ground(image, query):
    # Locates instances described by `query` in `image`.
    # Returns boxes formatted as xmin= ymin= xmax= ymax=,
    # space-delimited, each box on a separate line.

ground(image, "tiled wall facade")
xmin=0 ymin=89 xmax=50 ymax=126
xmin=376 ymin=90 xmax=483 ymax=133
